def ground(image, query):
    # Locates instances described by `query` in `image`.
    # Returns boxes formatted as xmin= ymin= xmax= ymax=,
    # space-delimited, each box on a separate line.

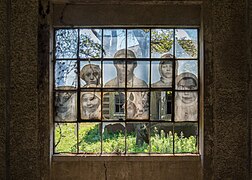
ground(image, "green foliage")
xmin=177 ymin=38 xmax=197 ymax=58
xmin=151 ymin=30 xmax=173 ymax=54
xmin=79 ymin=34 xmax=102 ymax=58
xmin=55 ymin=123 xmax=197 ymax=154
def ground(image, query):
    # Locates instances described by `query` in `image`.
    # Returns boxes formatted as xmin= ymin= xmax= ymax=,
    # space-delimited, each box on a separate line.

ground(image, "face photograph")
xmin=82 ymin=93 xmax=100 ymax=112
xmin=160 ymin=62 xmax=172 ymax=78
xmin=177 ymin=77 xmax=197 ymax=104
xmin=55 ymin=92 xmax=76 ymax=121
xmin=80 ymin=64 xmax=101 ymax=87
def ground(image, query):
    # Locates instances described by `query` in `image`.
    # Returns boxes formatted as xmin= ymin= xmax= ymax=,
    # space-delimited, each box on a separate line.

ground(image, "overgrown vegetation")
xmin=55 ymin=123 xmax=197 ymax=154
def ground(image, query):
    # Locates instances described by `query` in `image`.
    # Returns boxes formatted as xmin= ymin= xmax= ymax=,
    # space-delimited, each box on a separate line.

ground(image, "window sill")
xmin=52 ymin=154 xmax=200 ymax=162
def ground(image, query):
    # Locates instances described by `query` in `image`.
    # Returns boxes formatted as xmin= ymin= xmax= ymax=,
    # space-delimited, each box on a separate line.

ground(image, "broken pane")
xmin=80 ymin=91 xmax=101 ymax=120
xmin=79 ymin=29 xmax=102 ymax=58
xmin=126 ymin=91 xmax=149 ymax=120
xmin=150 ymin=123 xmax=173 ymax=153
xmin=175 ymin=92 xmax=198 ymax=122
xmin=55 ymin=92 xmax=77 ymax=122
xmin=151 ymin=60 xmax=173 ymax=88
xmin=102 ymin=91 xmax=125 ymax=120
xmin=127 ymin=29 xmax=150 ymax=58
xmin=55 ymin=60 xmax=77 ymax=89
xmin=54 ymin=123 xmax=77 ymax=153
xmin=150 ymin=91 xmax=172 ymax=121
xmin=102 ymin=122 xmax=125 ymax=153
xmin=174 ymin=123 xmax=198 ymax=153
xmin=175 ymin=29 xmax=198 ymax=59
xmin=103 ymin=29 xmax=126 ymax=58
xmin=126 ymin=123 xmax=150 ymax=153
xmin=151 ymin=29 xmax=174 ymax=58
xmin=78 ymin=123 xmax=101 ymax=153
xmin=55 ymin=29 xmax=78 ymax=59
xmin=80 ymin=61 xmax=101 ymax=88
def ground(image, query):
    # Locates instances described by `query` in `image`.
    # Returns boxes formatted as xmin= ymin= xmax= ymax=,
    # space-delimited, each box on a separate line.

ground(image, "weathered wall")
xmin=0 ymin=0 xmax=251 ymax=179
xmin=0 ymin=0 xmax=7 ymax=179
xmin=203 ymin=0 xmax=250 ymax=179
xmin=52 ymin=157 xmax=201 ymax=180
xmin=8 ymin=0 xmax=39 ymax=179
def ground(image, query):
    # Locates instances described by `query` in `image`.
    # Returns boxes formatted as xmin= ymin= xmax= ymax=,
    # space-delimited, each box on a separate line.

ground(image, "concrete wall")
xmin=0 ymin=0 xmax=7 ymax=179
xmin=203 ymin=0 xmax=250 ymax=179
xmin=0 ymin=0 xmax=251 ymax=179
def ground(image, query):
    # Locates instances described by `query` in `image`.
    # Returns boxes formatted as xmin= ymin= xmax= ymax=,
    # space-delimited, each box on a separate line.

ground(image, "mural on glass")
xmin=80 ymin=61 xmax=101 ymax=88
xmin=55 ymin=92 xmax=77 ymax=121
xmin=81 ymin=91 xmax=101 ymax=120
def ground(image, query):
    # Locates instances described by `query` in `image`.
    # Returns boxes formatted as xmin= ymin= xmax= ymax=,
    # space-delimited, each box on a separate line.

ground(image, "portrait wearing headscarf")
xmin=175 ymin=72 xmax=198 ymax=121
xmin=81 ymin=92 xmax=101 ymax=120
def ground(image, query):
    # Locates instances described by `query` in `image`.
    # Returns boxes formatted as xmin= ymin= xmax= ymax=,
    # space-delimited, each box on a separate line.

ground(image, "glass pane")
xmin=54 ymin=123 xmax=77 ymax=153
xmin=151 ymin=60 xmax=173 ymax=88
xmin=126 ymin=91 xmax=149 ymax=120
xmin=127 ymin=61 xmax=149 ymax=88
xmin=103 ymin=29 xmax=126 ymax=58
xmin=175 ymin=29 xmax=198 ymax=59
xmin=174 ymin=123 xmax=198 ymax=153
xmin=55 ymin=92 xmax=77 ymax=121
xmin=127 ymin=29 xmax=150 ymax=58
xmin=126 ymin=123 xmax=149 ymax=153
xmin=55 ymin=60 xmax=77 ymax=89
xmin=150 ymin=91 xmax=172 ymax=121
xmin=150 ymin=123 xmax=173 ymax=153
xmin=102 ymin=122 xmax=125 ymax=153
xmin=79 ymin=29 xmax=102 ymax=58
xmin=103 ymin=60 xmax=125 ymax=88
xmin=78 ymin=123 xmax=101 ymax=153
xmin=102 ymin=91 xmax=125 ymax=120
xmin=151 ymin=29 xmax=174 ymax=58
xmin=176 ymin=61 xmax=198 ymax=90
xmin=80 ymin=61 xmax=101 ymax=88
xmin=55 ymin=29 xmax=78 ymax=59
xmin=175 ymin=92 xmax=198 ymax=122
xmin=80 ymin=91 xmax=101 ymax=120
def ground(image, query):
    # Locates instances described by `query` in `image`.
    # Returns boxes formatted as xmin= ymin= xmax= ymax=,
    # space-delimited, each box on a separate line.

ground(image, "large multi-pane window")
xmin=53 ymin=28 xmax=199 ymax=154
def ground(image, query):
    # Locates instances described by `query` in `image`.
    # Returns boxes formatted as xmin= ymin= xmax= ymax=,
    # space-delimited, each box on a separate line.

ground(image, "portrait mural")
xmin=80 ymin=64 xmax=101 ymax=87
xmin=55 ymin=87 xmax=77 ymax=121
xmin=152 ymin=53 xmax=173 ymax=88
xmin=103 ymin=49 xmax=149 ymax=120
xmin=175 ymin=72 xmax=198 ymax=121
xmin=81 ymin=92 xmax=101 ymax=120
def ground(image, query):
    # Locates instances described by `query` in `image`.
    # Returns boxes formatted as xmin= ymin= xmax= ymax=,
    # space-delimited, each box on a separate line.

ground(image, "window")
xmin=53 ymin=27 xmax=199 ymax=154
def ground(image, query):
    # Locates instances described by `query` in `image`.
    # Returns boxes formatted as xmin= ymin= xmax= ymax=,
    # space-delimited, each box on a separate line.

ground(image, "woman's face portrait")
xmin=82 ymin=93 xmax=101 ymax=113
xmin=177 ymin=78 xmax=197 ymax=104
xmin=83 ymin=68 xmax=100 ymax=86
xmin=160 ymin=62 xmax=172 ymax=78
xmin=56 ymin=92 xmax=73 ymax=113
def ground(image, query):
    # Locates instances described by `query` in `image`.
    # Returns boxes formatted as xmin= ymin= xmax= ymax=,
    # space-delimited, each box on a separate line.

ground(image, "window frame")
xmin=52 ymin=27 xmax=201 ymax=155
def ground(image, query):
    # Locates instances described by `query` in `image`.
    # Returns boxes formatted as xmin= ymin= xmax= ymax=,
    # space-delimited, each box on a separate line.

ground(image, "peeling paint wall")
xmin=0 ymin=0 xmax=251 ymax=179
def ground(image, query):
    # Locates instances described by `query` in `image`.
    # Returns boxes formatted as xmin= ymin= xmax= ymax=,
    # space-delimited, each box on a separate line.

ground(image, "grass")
xmin=55 ymin=123 xmax=197 ymax=154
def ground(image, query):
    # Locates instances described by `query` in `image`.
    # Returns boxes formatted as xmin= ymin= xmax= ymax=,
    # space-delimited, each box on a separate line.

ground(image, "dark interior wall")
xmin=203 ymin=1 xmax=250 ymax=179
xmin=0 ymin=0 xmax=251 ymax=180
xmin=0 ymin=0 xmax=7 ymax=179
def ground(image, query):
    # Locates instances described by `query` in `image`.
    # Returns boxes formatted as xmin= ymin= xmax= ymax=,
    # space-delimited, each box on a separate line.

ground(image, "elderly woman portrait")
xmin=175 ymin=72 xmax=198 ymax=121
xmin=152 ymin=53 xmax=173 ymax=88
xmin=104 ymin=49 xmax=148 ymax=88
xmin=81 ymin=92 xmax=101 ymax=119
xmin=80 ymin=64 xmax=101 ymax=87
xmin=55 ymin=87 xmax=76 ymax=121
